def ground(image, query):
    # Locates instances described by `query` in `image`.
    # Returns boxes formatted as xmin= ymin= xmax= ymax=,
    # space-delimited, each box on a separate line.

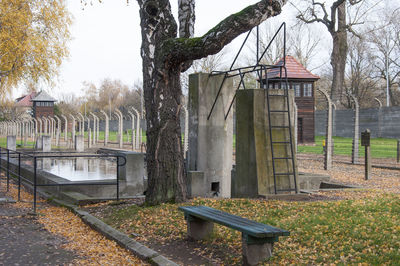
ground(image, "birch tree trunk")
xmin=137 ymin=0 xmax=286 ymax=205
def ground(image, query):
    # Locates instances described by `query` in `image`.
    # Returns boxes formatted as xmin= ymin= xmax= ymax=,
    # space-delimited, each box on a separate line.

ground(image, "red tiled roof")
xmin=265 ymin=55 xmax=320 ymax=80
xmin=15 ymin=92 xmax=37 ymax=107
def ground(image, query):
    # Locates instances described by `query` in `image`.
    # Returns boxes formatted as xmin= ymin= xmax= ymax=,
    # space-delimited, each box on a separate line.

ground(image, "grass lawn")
xmin=298 ymin=136 xmax=398 ymax=158
xmin=0 ymin=130 xmax=147 ymax=148
xmin=95 ymin=191 xmax=400 ymax=265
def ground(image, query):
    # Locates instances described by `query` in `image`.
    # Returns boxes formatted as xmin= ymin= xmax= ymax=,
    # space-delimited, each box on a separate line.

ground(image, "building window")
xmin=268 ymin=83 xmax=274 ymax=89
xmin=303 ymin=83 xmax=313 ymax=97
xmin=293 ymin=83 xmax=301 ymax=97
xmin=280 ymin=82 xmax=288 ymax=89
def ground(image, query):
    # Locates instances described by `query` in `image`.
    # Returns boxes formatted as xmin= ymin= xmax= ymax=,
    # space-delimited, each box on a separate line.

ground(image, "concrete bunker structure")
xmin=187 ymin=72 xmax=329 ymax=199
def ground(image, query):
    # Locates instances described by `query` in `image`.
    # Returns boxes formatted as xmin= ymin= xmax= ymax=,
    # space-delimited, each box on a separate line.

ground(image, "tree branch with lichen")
xmin=163 ymin=0 xmax=287 ymax=66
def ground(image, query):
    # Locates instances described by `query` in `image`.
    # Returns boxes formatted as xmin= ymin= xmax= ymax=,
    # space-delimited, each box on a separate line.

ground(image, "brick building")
xmin=15 ymin=92 xmax=36 ymax=119
xmin=262 ymin=55 xmax=320 ymax=143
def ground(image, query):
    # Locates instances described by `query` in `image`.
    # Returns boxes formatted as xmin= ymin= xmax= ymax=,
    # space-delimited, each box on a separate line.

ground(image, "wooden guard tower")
xmin=262 ymin=56 xmax=320 ymax=143
xmin=31 ymin=90 xmax=57 ymax=119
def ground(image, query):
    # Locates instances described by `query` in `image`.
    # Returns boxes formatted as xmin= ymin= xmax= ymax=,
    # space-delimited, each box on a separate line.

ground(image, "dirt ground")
xmin=297 ymin=155 xmax=400 ymax=194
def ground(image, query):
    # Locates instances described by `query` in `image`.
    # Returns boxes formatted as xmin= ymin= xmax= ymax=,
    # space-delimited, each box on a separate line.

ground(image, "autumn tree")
xmin=135 ymin=0 xmax=288 ymax=205
xmin=78 ymin=79 xmax=143 ymax=118
xmin=0 ymin=0 xmax=71 ymax=97
xmin=295 ymin=0 xmax=369 ymax=105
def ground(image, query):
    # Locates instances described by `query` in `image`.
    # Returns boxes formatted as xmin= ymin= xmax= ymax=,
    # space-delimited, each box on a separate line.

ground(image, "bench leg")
xmin=186 ymin=215 xmax=214 ymax=240
xmin=242 ymin=234 xmax=274 ymax=266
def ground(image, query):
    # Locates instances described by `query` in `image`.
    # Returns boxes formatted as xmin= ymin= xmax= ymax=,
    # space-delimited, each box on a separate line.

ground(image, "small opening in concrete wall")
xmin=211 ymin=182 xmax=220 ymax=196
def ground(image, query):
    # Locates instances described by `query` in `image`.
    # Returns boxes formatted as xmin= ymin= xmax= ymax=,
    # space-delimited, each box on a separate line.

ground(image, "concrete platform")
xmin=298 ymin=172 xmax=330 ymax=191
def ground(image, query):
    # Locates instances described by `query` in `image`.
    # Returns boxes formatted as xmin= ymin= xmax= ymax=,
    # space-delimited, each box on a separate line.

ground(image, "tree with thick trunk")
xmin=296 ymin=0 xmax=365 ymax=105
xmin=137 ymin=0 xmax=287 ymax=205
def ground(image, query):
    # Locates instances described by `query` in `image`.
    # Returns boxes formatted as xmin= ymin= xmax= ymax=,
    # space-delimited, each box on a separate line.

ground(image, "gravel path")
xmin=0 ymin=179 xmax=78 ymax=265
xmin=298 ymin=156 xmax=400 ymax=194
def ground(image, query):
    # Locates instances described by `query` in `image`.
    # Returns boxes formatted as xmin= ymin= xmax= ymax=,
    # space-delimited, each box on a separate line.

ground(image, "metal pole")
xmin=0 ymin=147 xmax=2 ymax=183
xmin=18 ymin=153 xmax=21 ymax=201
xmin=116 ymin=156 xmax=120 ymax=201
xmin=33 ymin=157 xmax=37 ymax=213
xmin=7 ymin=149 xmax=9 ymax=192
xmin=386 ymin=51 xmax=390 ymax=107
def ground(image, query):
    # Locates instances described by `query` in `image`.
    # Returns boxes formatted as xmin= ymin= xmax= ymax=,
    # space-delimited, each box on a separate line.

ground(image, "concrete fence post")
xmin=317 ymin=89 xmax=333 ymax=170
xmin=7 ymin=135 xmax=16 ymax=151
xmin=50 ymin=117 xmax=56 ymax=138
xmin=115 ymin=109 xmax=123 ymax=149
xmin=374 ymin=98 xmax=383 ymax=138
xmin=78 ymin=113 xmax=84 ymax=136
xmin=50 ymin=117 xmax=54 ymax=137
xmin=37 ymin=118 xmax=43 ymax=136
xmin=69 ymin=114 xmax=76 ymax=147
xmin=61 ymin=114 xmax=68 ymax=142
xmin=88 ymin=128 xmax=92 ymax=148
xmin=100 ymin=110 xmax=109 ymax=146
xmin=132 ymin=107 xmax=141 ymax=150
xmin=86 ymin=116 xmax=92 ymax=146
xmin=128 ymin=110 xmax=135 ymax=150
xmin=54 ymin=115 xmax=61 ymax=147
xmin=349 ymin=94 xmax=359 ymax=164
xmin=90 ymin=112 xmax=98 ymax=145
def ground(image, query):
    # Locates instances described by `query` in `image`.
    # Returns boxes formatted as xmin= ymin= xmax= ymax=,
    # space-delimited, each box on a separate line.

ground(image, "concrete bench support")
xmin=180 ymin=206 xmax=288 ymax=266
xmin=187 ymin=215 xmax=214 ymax=240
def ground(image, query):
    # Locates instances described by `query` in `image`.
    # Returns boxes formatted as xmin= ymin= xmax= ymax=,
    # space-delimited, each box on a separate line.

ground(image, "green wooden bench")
xmin=179 ymin=206 xmax=289 ymax=265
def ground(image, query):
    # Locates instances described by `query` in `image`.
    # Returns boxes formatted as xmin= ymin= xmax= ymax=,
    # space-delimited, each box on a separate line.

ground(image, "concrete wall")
xmin=315 ymin=106 xmax=400 ymax=138
xmin=233 ymin=89 xmax=298 ymax=197
xmin=187 ymin=73 xmax=234 ymax=198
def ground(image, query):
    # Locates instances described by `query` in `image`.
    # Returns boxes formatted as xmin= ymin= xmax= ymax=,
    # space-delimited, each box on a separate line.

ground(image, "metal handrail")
xmin=0 ymin=147 xmax=126 ymax=213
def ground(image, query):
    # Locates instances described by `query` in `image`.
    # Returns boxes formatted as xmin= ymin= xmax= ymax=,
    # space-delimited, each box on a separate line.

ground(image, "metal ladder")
xmin=264 ymin=66 xmax=298 ymax=194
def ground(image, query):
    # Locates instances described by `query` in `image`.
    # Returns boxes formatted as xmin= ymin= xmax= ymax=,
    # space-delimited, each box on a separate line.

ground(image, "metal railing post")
xmin=18 ymin=153 xmax=21 ymax=201
xmin=0 ymin=147 xmax=2 ymax=187
xmin=7 ymin=149 xmax=9 ymax=192
xmin=116 ymin=156 xmax=120 ymax=201
xmin=33 ymin=157 xmax=37 ymax=213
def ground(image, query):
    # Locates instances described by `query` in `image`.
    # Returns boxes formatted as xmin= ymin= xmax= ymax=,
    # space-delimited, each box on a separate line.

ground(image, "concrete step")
xmin=59 ymin=191 xmax=98 ymax=205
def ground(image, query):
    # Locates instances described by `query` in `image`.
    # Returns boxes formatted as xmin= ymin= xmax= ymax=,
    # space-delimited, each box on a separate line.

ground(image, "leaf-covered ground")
xmin=1 ymin=177 xmax=146 ymax=265
xmin=86 ymin=158 xmax=400 ymax=265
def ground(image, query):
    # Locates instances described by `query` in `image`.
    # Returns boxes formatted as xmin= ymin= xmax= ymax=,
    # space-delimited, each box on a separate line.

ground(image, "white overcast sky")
xmin=19 ymin=0 xmax=330 ymax=99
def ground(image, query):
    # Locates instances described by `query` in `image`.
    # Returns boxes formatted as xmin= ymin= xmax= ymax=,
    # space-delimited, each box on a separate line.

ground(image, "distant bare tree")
xmin=288 ymin=23 xmax=322 ymax=71
xmin=57 ymin=93 xmax=82 ymax=115
xmin=367 ymin=3 xmax=400 ymax=106
xmin=295 ymin=0 xmax=374 ymax=105
xmin=181 ymin=48 xmax=228 ymax=95
xmin=343 ymin=34 xmax=380 ymax=108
